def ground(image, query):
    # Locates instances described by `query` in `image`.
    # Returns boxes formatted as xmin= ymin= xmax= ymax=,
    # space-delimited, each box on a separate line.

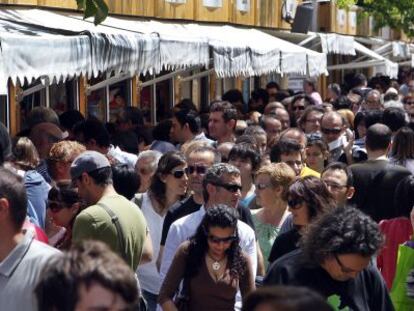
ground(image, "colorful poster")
xmin=203 ymin=0 xmax=222 ymax=8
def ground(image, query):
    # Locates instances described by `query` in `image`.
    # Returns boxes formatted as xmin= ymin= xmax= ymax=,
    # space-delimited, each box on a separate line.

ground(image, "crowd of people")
xmin=2 ymin=72 xmax=414 ymax=311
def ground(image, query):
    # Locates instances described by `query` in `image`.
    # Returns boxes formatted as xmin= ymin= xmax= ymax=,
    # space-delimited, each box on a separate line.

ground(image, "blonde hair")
xmin=255 ymin=163 xmax=296 ymax=201
xmin=12 ymin=137 xmax=40 ymax=170
xmin=181 ymin=140 xmax=210 ymax=159
xmin=48 ymin=141 xmax=86 ymax=163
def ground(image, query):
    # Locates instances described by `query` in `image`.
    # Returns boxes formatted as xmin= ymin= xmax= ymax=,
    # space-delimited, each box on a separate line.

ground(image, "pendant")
xmin=212 ymin=261 xmax=221 ymax=271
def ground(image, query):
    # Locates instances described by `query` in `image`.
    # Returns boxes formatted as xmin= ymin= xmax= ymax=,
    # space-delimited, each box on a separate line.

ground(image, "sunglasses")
xmin=292 ymin=106 xmax=305 ymax=111
xmin=256 ymin=183 xmax=272 ymax=190
xmin=321 ymin=127 xmax=342 ymax=135
xmin=185 ymin=165 xmax=208 ymax=175
xmin=208 ymin=235 xmax=237 ymax=244
xmin=288 ymin=198 xmax=303 ymax=209
xmin=213 ymin=182 xmax=242 ymax=193
xmin=48 ymin=201 xmax=66 ymax=213
xmin=170 ymin=169 xmax=187 ymax=179
xmin=405 ymin=101 xmax=414 ymax=105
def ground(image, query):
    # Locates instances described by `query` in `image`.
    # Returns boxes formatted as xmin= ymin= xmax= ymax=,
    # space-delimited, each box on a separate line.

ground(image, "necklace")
xmin=207 ymin=253 xmax=226 ymax=271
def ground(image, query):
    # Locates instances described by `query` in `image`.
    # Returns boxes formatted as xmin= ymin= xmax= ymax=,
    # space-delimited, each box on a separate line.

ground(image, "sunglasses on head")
xmin=213 ymin=182 xmax=242 ymax=193
xmin=321 ymin=127 xmax=342 ymax=135
xmin=170 ymin=169 xmax=187 ymax=179
xmin=208 ymin=235 xmax=237 ymax=244
xmin=288 ymin=198 xmax=303 ymax=209
xmin=185 ymin=165 xmax=208 ymax=175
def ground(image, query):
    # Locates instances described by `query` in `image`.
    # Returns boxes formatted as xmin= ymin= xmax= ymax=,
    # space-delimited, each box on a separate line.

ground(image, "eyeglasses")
xmin=334 ymin=254 xmax=358 ymax=274
xmin=288 ymin=198 xmax=303 ymax=209
xmin=208 ymin=234 xmax=237 ymax=244
xmin=321 ymin=127 xmax=342 ymax=135
xmin=185 ymin=165 xmax=208 ymax=175
xmin=292 ymin=106 xmax=305 ymax=111
xmin=405 ymin=101 xmax=414 ymax=105
xmin=323 ymin=181 xmax=347 ymax=191
xmin=255 ymin=183 xmax=273 ymax=190
xmin=213 ymin=182 xmax=242 ymax=193
xmin=48 ymin=201 xmax=66 ymax=213
xmin=170 ymin=169 xmax=187 ymax=179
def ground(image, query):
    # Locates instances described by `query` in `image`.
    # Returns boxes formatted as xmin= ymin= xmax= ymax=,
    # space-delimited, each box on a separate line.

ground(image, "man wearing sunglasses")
xmin=158 ymin=146 xmax=220 ymax=269
xmin=320 ymin=111 xmax=354 ymax=163
xmin=160 ymin=163 xmax=257 ymax=308
xmin=264 ymin=207 xmax=392 ymax=311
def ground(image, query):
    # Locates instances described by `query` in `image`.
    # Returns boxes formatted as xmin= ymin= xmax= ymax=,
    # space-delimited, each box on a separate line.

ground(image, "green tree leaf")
xmin=76 ymin=0 xmax=109 ymax=25
xmin=357 ymin=0 xmax=414 ymax=38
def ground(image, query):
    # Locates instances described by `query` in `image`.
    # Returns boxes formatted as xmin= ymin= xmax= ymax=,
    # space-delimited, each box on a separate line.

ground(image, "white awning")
xmin=327 ymin=42 xmax=399 ymax=78
xmin=78 ymin=14 xmax=328 ymax=77
xmin=270 ymin=31 xmax=356 ymax=55
xmin=271 ymin=30 xmax=399 ymax=78
xmin=0 ymin=7 xmax=327 ymax=94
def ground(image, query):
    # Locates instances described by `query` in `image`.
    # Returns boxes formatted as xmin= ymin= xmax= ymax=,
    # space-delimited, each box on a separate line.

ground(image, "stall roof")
xmin=270 ymin=31 xmax=356 ymax=55
xmin=271 ymin=30 xmax=399 ymax=78
xmin=0 ymin=7 xmax=327 ymax=93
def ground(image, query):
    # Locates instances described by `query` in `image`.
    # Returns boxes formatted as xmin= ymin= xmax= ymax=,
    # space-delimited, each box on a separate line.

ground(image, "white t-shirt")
xmin=136 ymin=193 xmax=166 ymax=294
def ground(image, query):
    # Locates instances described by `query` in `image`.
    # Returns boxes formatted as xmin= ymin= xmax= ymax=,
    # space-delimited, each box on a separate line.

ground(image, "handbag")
xmin=174 ymin=277 xmax=190 ymax=311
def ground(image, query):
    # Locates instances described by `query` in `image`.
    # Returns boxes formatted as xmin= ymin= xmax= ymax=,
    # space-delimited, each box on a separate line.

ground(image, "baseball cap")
xmin=70 ymin=151 xmax=110 ymax=180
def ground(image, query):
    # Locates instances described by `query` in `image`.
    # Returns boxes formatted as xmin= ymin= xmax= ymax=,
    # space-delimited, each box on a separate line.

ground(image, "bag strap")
xmin=98 ymin=202 xmax=127 ymax=262
xmin=133 ymin=193 xmax=144 ymax=209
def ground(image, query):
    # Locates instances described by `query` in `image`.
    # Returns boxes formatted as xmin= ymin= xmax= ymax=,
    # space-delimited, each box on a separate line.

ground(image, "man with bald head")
xmin=320 ymin=111 xmax=349 ymax=162
xmin=261 ymin=116 xmax=282 ymax=149
xmin=272 ymin=107 xmax=291 ymax=131
xmin=349 ymin=124 xmax=411 ymax=221
xmin=264 ymin=101 xmax=285 ymax=115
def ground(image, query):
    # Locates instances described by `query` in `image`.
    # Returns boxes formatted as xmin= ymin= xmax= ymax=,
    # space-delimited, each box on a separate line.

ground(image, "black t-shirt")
xmin=264 ymin=249 xmax=394 ymax=311
xmin=268 ymin=228 xmax=301 ymax=264
xmin=160 ymin=196 xmax=256 ymax=246
xmin=161 ymin=196 xmax=201 ymax=246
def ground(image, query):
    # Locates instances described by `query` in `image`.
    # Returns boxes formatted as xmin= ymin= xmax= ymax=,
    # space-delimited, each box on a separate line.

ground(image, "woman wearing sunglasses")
xmin=158 ymin=205 xmax=255 ymax=311
xmin=136 ymin=151 xmax=188 ymax=311
xmin=252 ymin=163 xmax=296 ymax=273
xmin=268 ymin=176 xmax=335 ymax=265
xmin=47 ymin=181 xmax=83 ymax=250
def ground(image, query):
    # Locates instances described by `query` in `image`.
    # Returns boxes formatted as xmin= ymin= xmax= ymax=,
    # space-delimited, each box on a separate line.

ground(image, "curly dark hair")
xmin=186 ymin=205 xmax=247 ymax=280
xmin=149 ymin=151 xmax=187 ymax=207
xmin=300 ymin=207 xmax=384 ymax=265
xmin=288 ymin=176 xmax=336 ymax=221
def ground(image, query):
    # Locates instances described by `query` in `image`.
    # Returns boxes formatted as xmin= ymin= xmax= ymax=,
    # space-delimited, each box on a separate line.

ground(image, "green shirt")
xmin=252 ymin=211 xmax=281 ymax=270
xmin=73 ymin=194 xmax=147 ymax=271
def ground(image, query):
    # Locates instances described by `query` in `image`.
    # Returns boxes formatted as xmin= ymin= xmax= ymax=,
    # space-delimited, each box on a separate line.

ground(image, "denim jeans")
xmin=142 ymin=290 xmax=158 ymax=311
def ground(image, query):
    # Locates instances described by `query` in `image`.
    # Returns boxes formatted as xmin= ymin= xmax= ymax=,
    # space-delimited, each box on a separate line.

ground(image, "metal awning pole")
xmin=328 ymin=60 xmax=385 ymax=70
